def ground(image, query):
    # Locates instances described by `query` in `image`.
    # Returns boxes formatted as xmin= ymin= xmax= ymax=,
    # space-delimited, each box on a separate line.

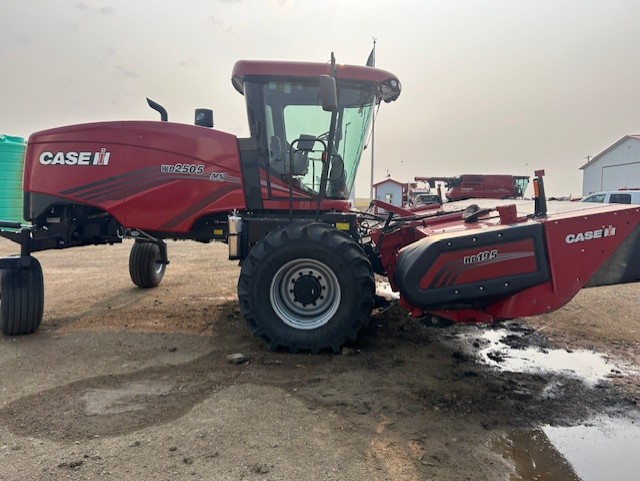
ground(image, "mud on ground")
xmin=0 ymin=238 xmax=638 ymax=480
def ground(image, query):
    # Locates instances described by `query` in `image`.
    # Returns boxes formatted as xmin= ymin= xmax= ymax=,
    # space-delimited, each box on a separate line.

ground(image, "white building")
xmin=373 ymin=178 xmax=406 ymax=211
xmin=581 ymin=135 xmax=640 ymax=195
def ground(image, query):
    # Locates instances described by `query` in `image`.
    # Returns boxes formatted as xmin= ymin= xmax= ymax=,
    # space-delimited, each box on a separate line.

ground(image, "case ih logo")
xmin=565 ymin=225 xmax=616 ymax=244
xmin=39 ymin=148 xmax=111 ymax=166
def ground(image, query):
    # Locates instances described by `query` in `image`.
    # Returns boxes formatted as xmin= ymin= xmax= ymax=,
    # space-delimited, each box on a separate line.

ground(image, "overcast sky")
xmin=2 ymin=0 xmax=640 ymax=197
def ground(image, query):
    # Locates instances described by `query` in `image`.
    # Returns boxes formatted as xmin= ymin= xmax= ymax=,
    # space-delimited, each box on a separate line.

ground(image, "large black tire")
xmin=0 ymin=257 xmax=44 ymax=335
xmin=129 ymin=241 xmax=166 ymax=288
xmin=237 ymin=222 xmax=375 ymax=353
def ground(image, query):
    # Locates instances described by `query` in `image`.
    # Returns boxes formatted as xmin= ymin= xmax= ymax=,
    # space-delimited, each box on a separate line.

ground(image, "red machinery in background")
xmin=416 ymin=174 xmax=530 ymax=201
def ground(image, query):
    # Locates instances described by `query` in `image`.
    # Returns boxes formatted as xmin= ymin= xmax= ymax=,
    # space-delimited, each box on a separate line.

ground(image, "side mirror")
xmin=320 ymin=75 xmax=337 ymax=112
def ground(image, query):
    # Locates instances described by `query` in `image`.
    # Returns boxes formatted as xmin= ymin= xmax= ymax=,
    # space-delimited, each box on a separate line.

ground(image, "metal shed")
xmin=581 ymin=135 xmax=640 ymax=195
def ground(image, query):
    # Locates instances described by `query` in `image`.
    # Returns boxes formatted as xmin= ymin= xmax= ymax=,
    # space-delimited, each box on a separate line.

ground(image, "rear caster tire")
xmin=129 ymin=241 xmax=166 ymax=288
xmin=0 ymin=257 xmax=44 ymax=335
xmin=237 ymin=222 xmax=375 ymax=353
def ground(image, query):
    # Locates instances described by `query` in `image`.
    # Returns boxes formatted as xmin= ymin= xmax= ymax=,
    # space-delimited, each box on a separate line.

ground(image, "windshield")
xmin=250 ymin=79 xmax=376 ymax=199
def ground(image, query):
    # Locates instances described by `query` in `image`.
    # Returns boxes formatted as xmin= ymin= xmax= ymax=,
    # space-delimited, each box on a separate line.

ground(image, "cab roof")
xmin=231 ymin=60 xmax=401 ymax=103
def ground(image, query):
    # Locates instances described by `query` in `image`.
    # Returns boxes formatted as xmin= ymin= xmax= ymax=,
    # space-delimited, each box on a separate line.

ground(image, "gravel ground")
xmin=0 ymin=237 xmax=638 ymax=480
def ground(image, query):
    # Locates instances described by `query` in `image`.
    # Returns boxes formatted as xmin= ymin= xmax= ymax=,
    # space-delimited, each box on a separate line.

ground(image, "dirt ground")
xmin=0 ymin=237 xmax=638 ymax=480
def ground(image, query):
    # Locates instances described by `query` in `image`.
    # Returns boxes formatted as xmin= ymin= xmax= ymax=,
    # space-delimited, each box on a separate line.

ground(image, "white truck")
xmin=581 ymin=189 xmax=640 ymax=205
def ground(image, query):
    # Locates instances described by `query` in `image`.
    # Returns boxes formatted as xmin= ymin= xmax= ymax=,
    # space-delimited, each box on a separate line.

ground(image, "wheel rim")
xmin=270 ymin=258 xmax=341 ymax=330
xmin=154 ymin=258 xmax=164 ymax=275
xmin=152 ymin=248 xmax=165 ymax=277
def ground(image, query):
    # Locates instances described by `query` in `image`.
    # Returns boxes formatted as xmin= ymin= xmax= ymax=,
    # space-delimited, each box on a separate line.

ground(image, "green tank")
xmin=0 ymin=134 xmax=26 ymax=223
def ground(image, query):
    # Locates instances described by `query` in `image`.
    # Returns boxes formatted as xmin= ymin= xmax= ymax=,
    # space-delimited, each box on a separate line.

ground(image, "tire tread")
xmin=237 ymin=222 xmax=374 ymax=353
xmin=0 ymin=258 xmax=44 ymax=336
xmin=129 ymin=242 xmax=165 ymax=288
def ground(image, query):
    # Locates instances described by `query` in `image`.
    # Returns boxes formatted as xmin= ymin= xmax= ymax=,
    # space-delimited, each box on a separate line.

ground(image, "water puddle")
xmin=498 ymin=415 xmax=640 ymax=481
xmin=465 ymin=328 xmax=629 ymax=386
xmin=463 ymin=326 xmax=640 ymax=479
xmin=495 ymin=428 xmax=580 ymax=480
xmin=542 ymin=415 xmax=640 ymax=481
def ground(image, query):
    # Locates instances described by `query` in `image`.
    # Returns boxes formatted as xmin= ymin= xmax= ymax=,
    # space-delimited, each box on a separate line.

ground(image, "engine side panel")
xmin=121 ymin=122 xmax=245 ymax=232
xmin=24 ymin=122 xmax=126 ymax=223
xmin=24 ymin=121 xmax=246 ymax=233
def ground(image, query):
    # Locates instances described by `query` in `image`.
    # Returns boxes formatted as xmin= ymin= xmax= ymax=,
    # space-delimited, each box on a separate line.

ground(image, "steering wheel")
xmin=317 ymin=128 xmax=341 ymax=142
